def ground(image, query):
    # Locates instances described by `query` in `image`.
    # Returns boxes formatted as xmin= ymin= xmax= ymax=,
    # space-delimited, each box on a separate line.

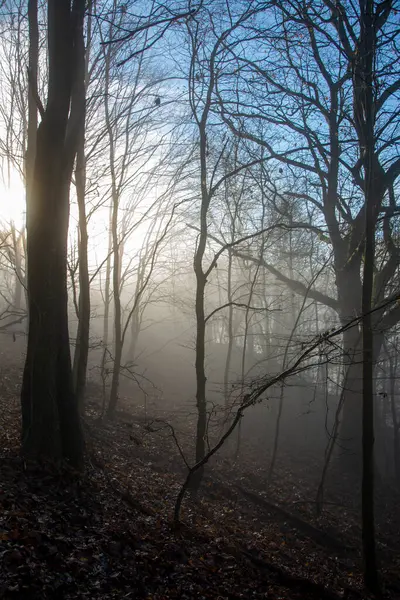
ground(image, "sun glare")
xmin=0 ymin=170 xmax=26 ymax=230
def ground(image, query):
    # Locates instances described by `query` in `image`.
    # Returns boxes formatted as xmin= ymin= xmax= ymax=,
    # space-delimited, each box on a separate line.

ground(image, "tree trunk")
xmin=73 ymin=3 xmax=92 ymax=412
xmin=25 ymin=0 xmax=38 ymax=205
xmin=21 ymin=0 xmax=85 ymax=469
xmin=22 ymin=124 xmax=83 ymax=466
xmin=107 ymin=185 xmax=122 ymax=418
xmin=128 ymin=315 xmax=139 ymax=361
xmin=193 ymin=269 xmax=207 ymax=487
xmin=359 ymin=0 xmax=379 ymax=591
xmin=191 ymin=114 xmax=210 ymax=491
xmin=73 ymin=125 xmax=90 ymax=412
xmin=382 ymin=342 xmax=400 ymax=482
xmin=223 ymin=250 xmax=234 ymax=412
xmin=20 ymin=0 xmax=38 ymax=343
xmin=100 ymin=203 xmax=113 ymax=412
xmin=128 ymin=257 xmax=145 ymax=360
xmin=103 ymin=24 xmax=123 ymax=419
xmin=268 ymin=291 xmax=307 ymax=483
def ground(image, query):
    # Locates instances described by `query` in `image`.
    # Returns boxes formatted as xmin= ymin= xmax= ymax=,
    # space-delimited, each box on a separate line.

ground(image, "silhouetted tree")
xmin=21 ymin=0 xmax=86 ymax=468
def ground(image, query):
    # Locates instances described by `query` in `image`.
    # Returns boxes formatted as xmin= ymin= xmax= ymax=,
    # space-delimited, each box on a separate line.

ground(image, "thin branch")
xmin=204 ymin=301 xmax=280 ymax=324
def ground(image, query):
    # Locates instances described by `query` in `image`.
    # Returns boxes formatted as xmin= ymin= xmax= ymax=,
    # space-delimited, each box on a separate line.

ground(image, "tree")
xmin=21 ymin=0 xmax=86 ymax=468
xmin=182 ymin=3 xmax=268 ymax=488
xmin=383 ymin=334 xmax=400 ymax=483
xmin=174 ymin=306 xmax=377 ymax=523
xmin=97 ymin=0 xmax=173 ymax=418
xmin=359 ymin=0 xmax=379 ymax=590
xmin=217 ymin=0 xmax=400 ymax=462
xmin=72 ymin=0 xmax=93 ymax=411
xmin=0 ymin=0 xmax=30 ymax=182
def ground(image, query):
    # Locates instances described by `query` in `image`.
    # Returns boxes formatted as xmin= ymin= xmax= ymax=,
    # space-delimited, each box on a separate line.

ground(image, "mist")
xmin=0 ymin=1 xmax=399 ymax=598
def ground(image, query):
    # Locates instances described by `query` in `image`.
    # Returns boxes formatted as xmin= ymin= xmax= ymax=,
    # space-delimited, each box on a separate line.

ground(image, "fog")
xmin=0 ymin=1 xmax=399 ymax=596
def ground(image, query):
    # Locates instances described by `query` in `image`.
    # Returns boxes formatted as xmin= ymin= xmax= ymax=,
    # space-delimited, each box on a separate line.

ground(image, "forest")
xmin=0 ymin=0 xmax=399 ymax=598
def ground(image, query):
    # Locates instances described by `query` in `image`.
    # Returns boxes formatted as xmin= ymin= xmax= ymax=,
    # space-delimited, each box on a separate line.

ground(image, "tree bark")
xmin=100 ymin=203 xmax=113 ymax=414
xmin=21 ymin=0 xmax=86 ymax=469
xmin=73 ymin=3 xmax=92 ymax=412
xmin=25 ymin=0 xmax=38 ymax=201
xmin=223 ymin=250 xmax=234 ymax=412
xmin=106 ymin=156 xmax=122 ymax=419
xmin=20 ymin=0 xmax=39 ymax=345
xmin=358 ymin=0 xmax=379 ymax=591
xmin=73 ymin=124 xmax=90 ymax=412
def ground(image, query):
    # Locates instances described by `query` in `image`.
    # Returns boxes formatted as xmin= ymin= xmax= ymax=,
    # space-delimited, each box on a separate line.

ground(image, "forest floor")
xmin=0 ymin=355 xmax=400 ymax=599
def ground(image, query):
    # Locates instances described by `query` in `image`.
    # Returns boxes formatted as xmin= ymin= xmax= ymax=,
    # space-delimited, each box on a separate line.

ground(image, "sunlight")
xmin=0 ymin=169 xmax=25 ymax=229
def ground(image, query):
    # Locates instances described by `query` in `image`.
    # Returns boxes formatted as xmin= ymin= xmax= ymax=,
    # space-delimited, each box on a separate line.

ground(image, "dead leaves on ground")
xmin=0 ymin=369 xmax=398 ymax=599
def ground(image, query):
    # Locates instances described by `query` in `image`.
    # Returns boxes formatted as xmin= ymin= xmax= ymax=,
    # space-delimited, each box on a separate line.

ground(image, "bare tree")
xmin=182 ymin=3 xmax=269 ymax=489
xmin=358 ymin=0 xmax=379 ymax=590
xmin=21 ymin=0 xmax=86 ymax=467
xmin=72 ymin=1 xmax=94 ymax=410
xmin=174 ymin=302 xmax=388 ymax=523
xmin=217 ymin=0 xmax=400 ymax=463
xmin=97 ymin=0 xmax=172 ymax=418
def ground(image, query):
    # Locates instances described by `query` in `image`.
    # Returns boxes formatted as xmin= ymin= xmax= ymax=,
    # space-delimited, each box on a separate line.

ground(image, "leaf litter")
xmin=0 ymin=366 xmax=399 ymax=599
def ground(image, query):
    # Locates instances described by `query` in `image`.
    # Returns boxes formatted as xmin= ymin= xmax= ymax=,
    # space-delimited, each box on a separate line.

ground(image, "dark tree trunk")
xmin=191 ymin=111 xmax=210 ymax=492
xmin=107 ymin=186 xmax=122 ymax=419
xmin=385 ymin=344 xmax=400 ymax=483
xmin=73 ymin=126 xmax=90 ymax=412
xmin=26 ymin=0 xmax=38 ymax=198
xmin=20 ymin=0 xmax=39 ymax=348
xmin=21 ymin=0 xmax=86 ymax=469
xmin=73 ymin=4 xmax=92 ymax=412
xmin=194 ymin=271 xmax=207 ymax=467
xmin=357 ymin=0 xmax=379 ymax=591
xmin=223 ymin=250 xmax=234 ymax=412
xmin=100 ymin=204 xmax=113 ymax=415
xmin=102 ymin=31 xmax=122 ymax=420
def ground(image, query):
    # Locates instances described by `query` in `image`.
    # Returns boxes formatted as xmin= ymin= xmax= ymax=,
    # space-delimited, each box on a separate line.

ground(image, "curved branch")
xmin=204 ymin=301 xmax=280 ymax=324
